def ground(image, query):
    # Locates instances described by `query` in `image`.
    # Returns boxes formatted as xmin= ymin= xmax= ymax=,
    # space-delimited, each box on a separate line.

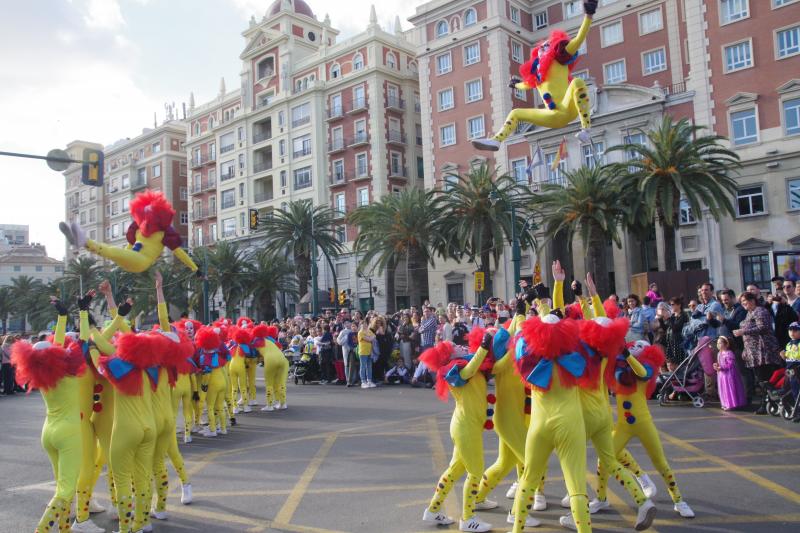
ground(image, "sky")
xmin=0 ymin=0 xmax=418 ymax=261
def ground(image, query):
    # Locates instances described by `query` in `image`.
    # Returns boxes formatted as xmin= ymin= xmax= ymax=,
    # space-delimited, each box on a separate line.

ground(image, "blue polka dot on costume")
xmin=626 ymin=415 xmax=636 ymax=424
xmin=623 ymin=401 xmax=632 ymax=409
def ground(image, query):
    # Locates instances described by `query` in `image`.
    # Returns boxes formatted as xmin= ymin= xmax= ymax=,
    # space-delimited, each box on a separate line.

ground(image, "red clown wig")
xmin=11 ymin=341 xmax=85 ymax=392
xmin=130 ymin=190 xmax=176 ymax=237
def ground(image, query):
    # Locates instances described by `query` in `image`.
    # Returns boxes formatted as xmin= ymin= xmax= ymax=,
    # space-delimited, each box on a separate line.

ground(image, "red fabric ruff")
xmin=236 ymin=317 xmax=254 ymax=329
xmin=579 ymin=318 xmax=630 ymax=389
xmin=565 ymin=302 xmax=584 ymax=320
xmin=195 ymin=327 xmax=222 ymax=351
xmin=467 ymin=326 xmax=487 ymax=353
xmin=519 ymin=30 xmax=573 ymax=88
xmin=129 ymin=190 xmax=176 ymax=237
xmin=11 ymin=342 xmax=83 ymax=391
xmin=115 ymin=332 xmax=163 ymax=369
xmin=484 ymin=420 xmax=494 ymax=430
xmin=98 ymin=355 xmax=143 ymax=396
xmin=515 ymin=317 xmax=583 ymax=391
xmin=603 ymin=298 xmax=621 ymax=319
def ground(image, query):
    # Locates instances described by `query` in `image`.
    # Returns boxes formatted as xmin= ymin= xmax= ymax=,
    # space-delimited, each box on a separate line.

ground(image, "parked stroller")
xmin=761 ymin=367 xmax=800 ymax=420
xmin=658 ymin=336 xmax=717 ymax=408
xmin=288 ymin=350 xmax=320 ymax=385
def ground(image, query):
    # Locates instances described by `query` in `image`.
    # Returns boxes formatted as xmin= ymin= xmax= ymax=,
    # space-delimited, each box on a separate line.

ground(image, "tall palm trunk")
xmin=408 ymin=248 xmax=429 ymax=308
xmin=657 ymin=205 xmax=678 ymax=272
xmin=586 ymin=223 xmax=612 ymax=298
xmin=480 ymin=246 xmax=492 ymax=303
xmin=295 ymin=253 xmax=311 ymax=305
xmin=385 ymin=259 xmax=397 ymax=314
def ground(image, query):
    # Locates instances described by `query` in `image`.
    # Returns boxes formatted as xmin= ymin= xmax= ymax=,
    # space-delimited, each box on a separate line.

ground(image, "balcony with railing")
xmin=220 ymin=143 xmax=235 ymax=154
xmin=348 ymin=97 xmax=368 ymax=113
xmin=349 ymin=132 xmax=369 ymax=147
xmin=386 ymin=96 xmax=405 ymax=111
xmin=253 ymin=120 xmax=272 ymax=144
xmin=203 ymin=177 xmax=217 ymax=192
xmin=389 ymin=165 xmax=408 ymax=178
xmin=253 ymin=177 xmax=273 ymax=204
xmin=329 ymin=169 xmax=350 ymax=186
xmin=328 ymin=138 xmax=346 ymax=153
xmin=291 ymin=115 xmax=311 ymax=128
xmin=387 ymin=130 xmax=406 ymax=145
xmin=293 ymin=146 xmax=312 ymax=158
xmin=333 ymin=208 xmax=347 ymax=220
xmin=191 ymin=206 xmax=217 ymax=221
xmin=191 ymin=181 xmax=202 ymax=194
xmin=253 ymin=147 xmax=273 ymax=174
xmin=219 ymin=169 xmax=236 ymax=182
xmin=327 ymin=105 xmax=344 ymax=121
xmin=131 ymin=176 xmax=147 ymax=190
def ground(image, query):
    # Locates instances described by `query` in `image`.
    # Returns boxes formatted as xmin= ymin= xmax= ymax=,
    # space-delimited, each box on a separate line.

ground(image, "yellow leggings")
xmin=427 ymin=434 xmax=485 ymax=521
xmin=38 ymin=420 xmax=82 ymax=533
xmin=172 ymin=374 xmax=194 ymax=435
xmin=588 ymin=420 xmax=647 ymax=506
xmin=229 ymin=356 xmax=248 ymax=404
xmin=86 ymin=239 xmax=157 ymax=274
xmin=493 ymin=78 xmax=591 ymax=142
xmin=202 ymin=369 xmax=227 ymax=432
xmin=476 ymin=443 xmax=525 ymax=515
xmin=264 ymin=356 xmax=289 ymax=406
xmin=223 ymin=365 xmax=234 ymax=419
xmin=245 ymin=359 xmax=258 ymax=403
xmin=75 ymin=387 xmax=98 ymax=523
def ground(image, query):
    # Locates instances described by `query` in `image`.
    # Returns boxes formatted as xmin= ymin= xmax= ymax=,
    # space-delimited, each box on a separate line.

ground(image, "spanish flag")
xmin=550 ymin=136 xmax=568 ymax=171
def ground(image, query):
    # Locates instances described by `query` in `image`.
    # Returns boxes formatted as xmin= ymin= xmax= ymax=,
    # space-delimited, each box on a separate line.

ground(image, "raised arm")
xmin=459 ymin=333 xmax=492 ymax=380
xmin=552 ymin=260 xmax=566 ymax=312
xmin=566 ymin=2 xmax=596 ymax=55
xmin=155 ymin=270 xmax=170 ymax=331
xmin=626 ymin=351 xmax=651 ymax=379
xmin=173 ymin=247 xmax=199 ymax=272
xmin=585 ymin=273 xmax=605 ymax=318
xmin=50 ymin=297 xmax=69 ymax=345
xmin=76 ymin=291 xmax=96 ymax=342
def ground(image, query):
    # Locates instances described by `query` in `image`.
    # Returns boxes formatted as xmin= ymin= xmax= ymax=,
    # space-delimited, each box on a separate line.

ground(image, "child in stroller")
xmin=658 ymin=336 xmax=717 ymax=408
xmin=777 ymin=322 xmax=800 ymax=422
xmin=288 ymin=334 xmax=320 ymax=385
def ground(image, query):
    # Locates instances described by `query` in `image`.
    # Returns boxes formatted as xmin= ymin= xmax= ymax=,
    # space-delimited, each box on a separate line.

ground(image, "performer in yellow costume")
xmin=236 ymin=317 xmax=260 ymax=407
xmin=173 ymin=318 xmax=202 ymax=441
xmin=195 ymin=326 xmax=228 ymax=438
xmin=601 ymin=340 xmax=696 ymax=519
xmin=472 ymin=0 xmax=598 ymax=152
xmin=252 ymin=324 xmax=290 ymax=411
xmin=12 ymin=334 xmax=85 ymax=533
xmin=60 ymin=190 xmax=198 ymax=274
xmin=420 ymin=333 xmax=495 ymax=533
xmin=510 ymin=310 xmax=590 ymax=533
xmin=228 ymin=326 xmax=253 ymax=413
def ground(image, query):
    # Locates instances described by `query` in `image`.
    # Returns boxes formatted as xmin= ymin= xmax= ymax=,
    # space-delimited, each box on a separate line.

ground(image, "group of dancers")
xmin=10 ymin=274 xmax=289 ymax=533
xmin=421 ymin=261 xmax=695 ymax=533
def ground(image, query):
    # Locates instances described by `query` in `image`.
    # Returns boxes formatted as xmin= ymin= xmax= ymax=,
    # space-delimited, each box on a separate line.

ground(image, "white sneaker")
xmin=261 ymin=404 xmax=274 ymax=412
xmin=199 ymin=417 xmax=208 ymax=426
xmin=506 ymin=512 xmax=540 ymax=527
xmin=237 ymin=398 xmax=245 ymax=406
xmin=232 ymin=406 xmax=240 ymax=415
xmin=505 ymin=482 xmax=518 ymax=499
xmin=422 ymin=508 xmax=454 ymax=525
xmin=181 ymin=483 xmax=192 ymax=505
xmin=635 ymin=500 xmax=657 ymax=530
xmin=638 ymin=474 xmax=657 ymax=499
xmin=142 ymin=524 xmax=154 ymax=532
xmin=368 ymin=381 xmax=377 ymax=388
xmin=673 ymin=501 xmax=694 ymax=518
xmin=575 ymin=129 xmax=592 ymax=144
xmin=533 ymin=492 xmax=547 ymax=511
xmin=560 ymin=494 xmax=571 ymax=508
xmin=150 ymin=508 xmax=168 ymax=520
xmin=59 ymin=222 xmax=76 ymax=246
xmin=200 ymin=428 xmax=217 ymax=437
xmin=278 ymin=403 xmax=287 ymax=410
xmin=559 ymin=514 xmax=577 ymax=531
xmin=588 ymin=498 xmax=610 ymax=514
xmin=474 ymin=499 xmax=497 ymax=510
xmin=71 ymin=518 xmax=104 ymax=533
xmin=70 ymin=221 xmax=87 ymax=247
xmin=361 ymin=382 xmax=369 ymax=389
xmin=248 ymin=399 xmax=257 ymax=406
xmin=219 ymin=427 xmax=228 ymax=435
xmin=273 ymin=401 xmax=281 ymax=409
xmin=183 ymin=433 xmax=192 ymax=444
xmin=459 ymin=516 xmax=491 ymax=532
xmin=88 ymin=498 xmax=105 ymax=514
xmin=243 ymin=405 xmax=252 ymax=413
xmin=191 ymin=425 xmax=202 ymax=433
xmin=471 ymin=138 xmax=501 ymax=152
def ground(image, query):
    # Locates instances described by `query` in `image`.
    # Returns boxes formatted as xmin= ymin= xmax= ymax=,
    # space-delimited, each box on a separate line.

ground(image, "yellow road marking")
xmin=672 ymin=447 xmax=800 ymax=463
xmin=724 ymin=410 xmax=800 ymax=438
xmin=682 ymin=434 xmax=786 ymax=443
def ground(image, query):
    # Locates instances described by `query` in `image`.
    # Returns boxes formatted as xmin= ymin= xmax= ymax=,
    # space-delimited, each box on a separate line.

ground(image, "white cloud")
xmin=83 ymin=0 xmax=125 ymax=30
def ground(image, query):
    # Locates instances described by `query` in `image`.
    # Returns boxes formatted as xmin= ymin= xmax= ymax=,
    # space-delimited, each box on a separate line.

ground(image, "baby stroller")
xmin=288 ymin=350 xmax=320 ymax=385
xmin=780 ymin=365 xmax=800 ymax=421
xmin=658 ymin=336 xmax=717 ymax=408
xmin=761 ymin=367 xmax=800 ymax=421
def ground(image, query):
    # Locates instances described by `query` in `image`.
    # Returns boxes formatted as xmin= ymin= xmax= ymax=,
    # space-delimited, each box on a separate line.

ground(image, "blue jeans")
xmin=359 ymin=355 xmax=373 ymax=383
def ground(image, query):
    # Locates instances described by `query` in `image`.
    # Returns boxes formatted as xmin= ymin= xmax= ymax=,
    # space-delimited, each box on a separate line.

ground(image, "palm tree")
xmin=348 ymin=188 xmax=439 ymax=311
xmin=258 ymin=200 xmax=345 ymax=308
xmin=0 ymin=286 xmax=12 ymax=334
xmin=9 ymin=275 xmax=43 ymax=332
xmin=533 ymin=165 xmax=628 ymax=297
xmin=608 ymin=116 xmax=740 ymax=271
xmin=434 ymin=163 xmax=535 ymax=299
xmin=206 ymin=241 xmax=249 ymax=318
xmin=246 ymin=249 xmax=297 ymax=321
xmin=62 ymin=256 xmax=103 ymax=296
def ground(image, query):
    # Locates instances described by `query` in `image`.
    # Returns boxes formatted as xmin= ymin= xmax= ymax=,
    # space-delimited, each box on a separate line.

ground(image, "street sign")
xmin=46 ymin=149 xmax=71 ymax=171
xmin=474 ymin=271 xmax=485 ymax=292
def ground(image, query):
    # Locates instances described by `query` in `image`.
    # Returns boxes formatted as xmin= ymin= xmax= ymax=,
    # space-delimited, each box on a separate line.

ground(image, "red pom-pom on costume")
xmin=92 ymin=403 xmax=103 ymax=413
xmin=236 ymin=317 xmax=254 ymax=329
xmin=94 ymin=383 xmax=103 ymax=394
xmin=252 ymin=324 xmax=278 ymax=340
xmin=232 ymin=326 xmax=252 ymax=346
xmin=603 ymin=298 xmax=621 ymax=319
xmin=129 ymin=190 xmax=176 ymax=237
xmin=484 ymin=420 xmax=494 ymax=430
xmin=519 ymin=30 xmax=576 ymax=88
xmin=11 ymin=342 xmax=83 ymax=392
xmin=195 ymin=327 xmax=222 ymax=351
xmin=565 ymin=302 xmax=584 ymax=320
xmin=486 ymin=393 xmax=496 ymax=404
xmin=514 ymin=316 xmax=583 ymax=391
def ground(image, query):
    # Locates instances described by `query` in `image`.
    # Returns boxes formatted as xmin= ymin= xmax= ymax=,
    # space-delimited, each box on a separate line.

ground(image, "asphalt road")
xmin=1 ymin=379 xmax=799 ymax=533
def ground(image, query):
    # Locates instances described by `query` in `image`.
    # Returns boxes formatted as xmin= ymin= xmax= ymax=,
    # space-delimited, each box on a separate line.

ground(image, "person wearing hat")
xmin=468 ymin=307 xmax=485 ymax=330
xmin=780 ymin=322 xmax=800 ymax=422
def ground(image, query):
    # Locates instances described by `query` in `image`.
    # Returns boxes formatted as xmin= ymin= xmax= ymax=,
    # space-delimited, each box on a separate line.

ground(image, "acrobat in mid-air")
xmin=472 ymin=0 xmax=597 ymax=151
xmin=60 ymin=189 xmax=198 ymax=274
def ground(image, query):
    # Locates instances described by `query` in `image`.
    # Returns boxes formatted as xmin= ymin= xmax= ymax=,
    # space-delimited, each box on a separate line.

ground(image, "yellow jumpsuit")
xmin=86 ymin=229 xmax=197 ymax=274
xmin=198 ymin=349 xmax=227 ymax=434
xmin=229 ymin=344 xmax=249 ymax=406
xmin=492 ymin=15 xmax=593 ymax=142
xmin=172 ymin=369 xmax=195 ymax=435
xmin=426 ymin=346 xmax=491 ymax=522
xmin=257 ymin=338 xmax=290 ymax=407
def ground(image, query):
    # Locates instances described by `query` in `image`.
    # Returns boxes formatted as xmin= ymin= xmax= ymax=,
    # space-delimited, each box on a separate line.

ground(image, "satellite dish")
xmin=46 ymin=149 xmax=71 ymax=171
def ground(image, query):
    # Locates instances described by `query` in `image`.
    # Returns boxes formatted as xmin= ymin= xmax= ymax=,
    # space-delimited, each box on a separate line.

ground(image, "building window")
xmin=152 ymin=164 xmax=161 ymax=178
xmin=777 ymin=25 xmax=800 ymax=58
xmin=564 ymin=1 xmax=581 ymax=18
xmin=514 ymin=88 xmax=527 ymax=100
xmin=720 ymin=0 xmax=749 ymax=24
xmin=465 ymin=79 xmax=483 ymax=102
xmin=788 ymin=179 xmax=800 ymax=209
xmin=122 ymin=197 xmax=129 ymax=212
xmin=679 ymin=198 xmax=696 ymax=224
xmin=352 ymin=53 xmax=364 ymax=70
xmin=356 ymin=153 xmax=368 ymax=177
xmin=386 ymin=52 xmax=396 ymax=69
xmin=111 ymin=223 xmax=121 ymax=238
xmin=545 ymin=152 xmax=566 ymax=183
xmin=221 ymin=189 xmax=235 ymax=209
xmin=335 ymin=225 xmax=346 ymax=243
xmin=438 ymin=88 xmax=454 ymax=111
xmin=335 ymin=193 xmax=346 ymax=215
xmin=737 ymin=185 xmax=765 ymax=217
xmin=582 ymin=141 xmax=605 ymax=168
xmin=741 ymin=254 xmax=771 ymax=290
xmin=511 ymin=158 xmax=527 ymax=183
xmin=436 ymin=52 xmax=452 ymax=75
xmin=278 ymin=140 xmax=286 ymax=157
xmin=511 ymin=41 xmax=524 ymax=63
xmin=121 ymin=174 xmax=130 ymax=189
xmin=336 ymin=261 xmax=349 ymax=278
xmin=221 ymin=159 xmax=236 ymax=180
xmin=601 ymin=21 xmax=623 ymax=47
xmin=435 ymin=20 xmax=449 ymax=38
xmin=467 ymin=116 xmax=485 ymax=139
xmin=222 ymin=218 xmax=236 ymax=238
xmin=292 ymin=134 xmax=311 ymax=158
xmin=291 ymin=102 xmax=311 ymax=127
xmin=357 ymin=187 xmax=369 ymax=207
xmin=280 ymin=170 xmax=287 ymax=188
xmin=731 ymin=108 xmax=758 ymax=145
xmin=332 ymin=159 xmax=345 ymax=183
xmin=603 ymin=60 xmax=626 ymax=83
xmin=784 ymin=98 xmax=800 ymax=135
xmin=111 ymin=200 xmax=119 ymax=215
xmin=643 ymin=48 xmax=667 ymax=75
xmin=152 ymin=142 xmax=161 ymax=153
xmin=294 ymin=167 xmax=312 ymax=189
xmin=330 ymin=63 xmax=341 ymax=79
xmin=353 ymin=85 xmax=366 ymax=108
xmin=257 ymin=56 xmax=275 ymax=79
xmin=180 ymin=212 xmax=188 ymax=225
xmin=464 ymin=43 xmax=480 ymax=65
xmin=639 ymin=8 xmax=663 ymax=34
xmin=464 ymin=8 xmax=477 ymax=26
xmin=724 ymin=40 xmax=753 ymax=72
xmin=535 ymin=11 xmax=548 ymax=29
xmin=510 ymin=5 xmax=520 ymax=24
xmin=573 ymin=69 xmax=590 ymax=81
xmin=390 ymin=151 xmax=402 ymax=175
xmin=774 ymin=0 xmax=797 ymax=6
xmin=440 ymin=124 xmax=456 ymax=147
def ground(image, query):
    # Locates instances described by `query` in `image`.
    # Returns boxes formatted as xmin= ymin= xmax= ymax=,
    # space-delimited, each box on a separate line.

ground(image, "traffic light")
xmin=338 ymin=290 xmax=347 ymax=306
xmin=249 ymin=209 xmax=259 ymax=230
xmin=329 ymin=288 xmax=335 ymax=303
xmin=81 ymin=148 xmax=104 ymax=187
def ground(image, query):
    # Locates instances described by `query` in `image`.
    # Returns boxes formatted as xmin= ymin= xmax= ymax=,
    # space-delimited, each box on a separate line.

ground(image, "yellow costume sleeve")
xmin=626 ymin=355 xmax=648 ymax=378
xmin=578 ymin=296 xmax=593 ymax=319
xmin=514 ymin=81 xmax=532 ymax=91
xmin=157 ymin=303 xmax=170 ymax=331
xmin=90 ymin=327 xmax=116 ymax=358
xmin=507 ymin=314 xmax=526 ymax=336
xmin=535 ymin=298 xmax=552 ymax=315
xmin=79 ymin=311 xmax=90 ymax=342
xmin=459 ymin=346 xmax=490 ymax=381
xmin=553 ymin=280 xmax=565 ymax=313
xmin=591 ymin=295 xmax=605 ymax=318
xmin=172 ymin=247 xmax=198 ymax=272
xmin=566 ymin=15 xmax=592 ymax=55
xmin=54 ymin=315 xmax=67 ymax=346
xmin=108 ymin=307 xmax=132 ymax=334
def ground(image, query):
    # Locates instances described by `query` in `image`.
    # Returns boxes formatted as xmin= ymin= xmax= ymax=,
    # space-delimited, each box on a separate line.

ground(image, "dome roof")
xmin=268 ymin=0 xmax=315 ymax=18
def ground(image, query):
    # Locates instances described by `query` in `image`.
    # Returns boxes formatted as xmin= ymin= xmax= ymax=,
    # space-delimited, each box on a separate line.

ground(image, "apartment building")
xmin=187 ymin=0 xmax=422 ymax=314
xmin=0 ymin=224 xmax=29 ymax=249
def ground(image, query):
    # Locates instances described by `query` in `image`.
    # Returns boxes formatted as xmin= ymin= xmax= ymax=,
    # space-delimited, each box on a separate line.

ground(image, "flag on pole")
xmin=550 ymin=136 xmax=568 ymax=171
xmin=527 ymin=143 xmax=544 ymax=180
